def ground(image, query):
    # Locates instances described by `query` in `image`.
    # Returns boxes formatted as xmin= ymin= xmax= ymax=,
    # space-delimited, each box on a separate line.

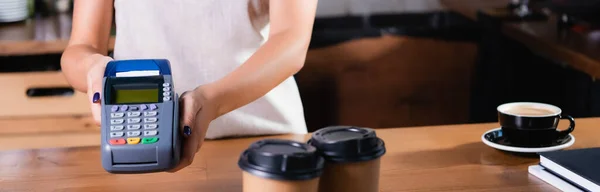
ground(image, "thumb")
xmin=88 ymin=73 xmax=104 ymax=101
xmin=88 ymin=68 xmax=104 ymax=125
xmin=168 ymin=91 xmax=204 ymax=172
xmin=179 ymin=91 xmax=202 ymax=137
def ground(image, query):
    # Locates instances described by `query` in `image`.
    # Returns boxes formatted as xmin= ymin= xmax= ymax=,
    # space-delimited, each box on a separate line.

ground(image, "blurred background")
xmin=1 ymin=0 xmax=600 ymax=149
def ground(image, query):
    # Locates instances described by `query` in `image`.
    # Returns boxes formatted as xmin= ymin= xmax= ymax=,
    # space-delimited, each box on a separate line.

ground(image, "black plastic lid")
xmin=308 ymin=126 xmax=386 ymax=163
xmin=237 ymin=139 xmax=324 ymax=181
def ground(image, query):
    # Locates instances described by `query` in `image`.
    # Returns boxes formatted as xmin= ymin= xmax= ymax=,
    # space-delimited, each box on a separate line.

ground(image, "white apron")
xmin=112 ymin=0 xmax=308 ymax=139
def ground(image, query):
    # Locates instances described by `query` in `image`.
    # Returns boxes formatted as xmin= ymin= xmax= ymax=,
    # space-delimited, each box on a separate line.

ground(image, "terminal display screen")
xmin=114 ymin=88 xmax=159 ymax=104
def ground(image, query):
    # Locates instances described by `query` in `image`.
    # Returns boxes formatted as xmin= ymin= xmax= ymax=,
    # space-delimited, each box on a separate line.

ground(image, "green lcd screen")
xmin=114 ymin=89 xmax=159 ymax=104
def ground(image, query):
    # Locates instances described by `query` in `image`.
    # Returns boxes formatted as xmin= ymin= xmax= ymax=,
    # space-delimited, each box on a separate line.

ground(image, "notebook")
xmin=528 ymin=165 xmax=584 ymax=192
xmin=531 ymin=148 xmax=600 ymax=192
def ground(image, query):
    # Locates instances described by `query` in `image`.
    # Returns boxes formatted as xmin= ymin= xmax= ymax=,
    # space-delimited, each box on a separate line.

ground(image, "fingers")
xmin=89 ymin=89 xmax=101 ymax=125
xmin=87 ymin=70 xmax=103 ymax=125
xmin=169 ymin=135 xmax=199 ymax=172
xmin=168 ymin=120 xmax=202 ymax=172
xmin=85 ymin=55 xmax=112 ymax=125
xmin=169 ymin=91 xmax=200 ymax=172
xmin=90 ymin=102 xmax=102 ymax=125
xmin=179 ymin=91 xmax=202 ymax=136
xmin=88 ymin=71 xmax=104 ymax=102
xmin=169 ymin=92 xmax=209 ymax=172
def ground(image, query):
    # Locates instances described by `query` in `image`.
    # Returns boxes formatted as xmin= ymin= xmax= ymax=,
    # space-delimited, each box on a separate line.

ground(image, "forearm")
xmin=61 ymin=45 xmax=110 ymax=92
xmin=60 ymin=0 xmax=114 ymax=93
xmin=205 ymin=31 xmax=311 ymax=117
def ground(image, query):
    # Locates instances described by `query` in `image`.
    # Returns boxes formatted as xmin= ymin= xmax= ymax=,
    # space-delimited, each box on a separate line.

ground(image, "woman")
xmin=60 ymin=0 xmax=318 ymax=172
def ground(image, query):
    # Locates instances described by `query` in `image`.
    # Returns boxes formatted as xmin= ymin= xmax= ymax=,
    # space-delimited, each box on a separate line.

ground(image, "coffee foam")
xmin=497 ymin=102 xmax=561 ymax=117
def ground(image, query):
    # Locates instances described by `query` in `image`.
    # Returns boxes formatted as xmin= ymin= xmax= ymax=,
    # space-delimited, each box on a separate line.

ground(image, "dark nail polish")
xmin=92 ymin=92 xmax=100 ymax=103
xmin=183 ymin=126 xmax=192 ymax=137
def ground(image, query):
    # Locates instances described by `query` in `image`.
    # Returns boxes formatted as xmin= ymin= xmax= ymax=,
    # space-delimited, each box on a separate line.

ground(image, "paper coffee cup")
xmin=308 ymin=126 xmax=386 ymax=192
xmin=238 ymin=139 xmax=324 ymax=192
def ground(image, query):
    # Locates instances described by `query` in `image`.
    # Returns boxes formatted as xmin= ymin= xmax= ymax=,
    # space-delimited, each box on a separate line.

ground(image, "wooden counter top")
xmin=2 ymin=117 xmax=600 ymax=191
xmin=0 ymin=13 xmax=114 ymax=56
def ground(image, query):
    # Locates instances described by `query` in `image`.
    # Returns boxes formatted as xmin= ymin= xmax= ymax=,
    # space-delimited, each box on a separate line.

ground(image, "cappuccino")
xmin=504 ymin=106 xmax=556 ymax=116
xmin=497 ymin=102 xmax=576 ymax=145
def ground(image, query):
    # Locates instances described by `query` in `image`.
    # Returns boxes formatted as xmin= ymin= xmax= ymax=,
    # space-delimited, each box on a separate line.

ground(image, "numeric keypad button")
xmin=128 ymin=118 xmax=141 ymax=124
xmin=127 ymin=124 xmax=141 ymax=130
xmin=144 ymin=124 xmax=158 ymax=129
xmin=144 ymin=111 xmax=157 ymax=116
xmin=110 ymin=119 xmax=124 ymax=125
xmin=144 ymin=130 xmax=158 ymax=136
xmin=110 ymin=113 xmax=124 ymax=118
xmin=110 ymin=125 xmax=124 ymax=131
xmin=127 ymin=112 xmax=141 ymax=117
xmin=127 ymin=131 xmax=141 ymax=137
xmin=110 ymin=132 xmax=124 ymax=138
xmin=144 ymin=118 xmax=158 ymax=123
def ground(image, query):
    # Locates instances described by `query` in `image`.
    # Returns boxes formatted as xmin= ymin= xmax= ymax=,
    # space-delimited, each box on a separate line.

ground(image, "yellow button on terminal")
xmin=127 ymin=137 xmax=141 ymax=144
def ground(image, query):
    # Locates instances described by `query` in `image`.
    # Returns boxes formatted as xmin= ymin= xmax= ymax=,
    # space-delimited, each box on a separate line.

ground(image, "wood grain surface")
xmin=0 ymin=115 xmax=99 ymax=151
xmin=0 ymin=115 xmax=97 ymax=135
xmin=2 ymin=117 xmax=599 ymax=191
xmin=0 ymin=71 xmax=90 ymax=118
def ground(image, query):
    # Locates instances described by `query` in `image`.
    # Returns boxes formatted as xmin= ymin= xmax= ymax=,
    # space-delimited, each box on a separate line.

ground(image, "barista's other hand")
xmin=87 ymin=54 xmax=114 ymax=125
xmin=169 ymin=85 xmax=218 ymax=172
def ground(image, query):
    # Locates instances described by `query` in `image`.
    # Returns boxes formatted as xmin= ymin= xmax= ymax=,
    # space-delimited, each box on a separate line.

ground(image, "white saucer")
xmin=481 ymin=127 xmax=575 ymax=153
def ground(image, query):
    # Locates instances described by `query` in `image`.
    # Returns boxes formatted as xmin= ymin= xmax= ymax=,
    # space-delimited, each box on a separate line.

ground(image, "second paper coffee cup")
xmin=308 ymin=126 xmax=386 ymax=192
xmin=238 ymin=139 xmax=324 ymax=192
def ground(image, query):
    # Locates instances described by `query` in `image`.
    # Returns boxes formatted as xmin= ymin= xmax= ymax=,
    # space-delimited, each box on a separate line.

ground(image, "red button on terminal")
xmin=109 ymin=138 xmax=126 ymax=145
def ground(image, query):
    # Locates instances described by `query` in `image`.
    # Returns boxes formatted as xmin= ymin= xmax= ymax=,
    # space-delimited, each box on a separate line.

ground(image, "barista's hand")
xmin=169 ymin=85 xmax=218 ymax=172
xmin=86 ymin=54 xmax=114 ymax=125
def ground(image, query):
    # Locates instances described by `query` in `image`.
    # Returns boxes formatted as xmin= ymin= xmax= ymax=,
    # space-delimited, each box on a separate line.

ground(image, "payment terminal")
xmin=100 ymin=59 xmax=181 ymax=173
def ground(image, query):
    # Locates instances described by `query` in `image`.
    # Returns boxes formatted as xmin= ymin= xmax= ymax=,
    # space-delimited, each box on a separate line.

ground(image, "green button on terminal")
xmin=141 ymin=137 xmax=159 ymax=144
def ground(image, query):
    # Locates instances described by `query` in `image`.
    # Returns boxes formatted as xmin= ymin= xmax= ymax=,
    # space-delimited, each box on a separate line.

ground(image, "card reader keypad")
xmin=109 ymin=102 xmax=162 ymax=145
xmin=128 ymin=112 xmax=141 ymax=117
